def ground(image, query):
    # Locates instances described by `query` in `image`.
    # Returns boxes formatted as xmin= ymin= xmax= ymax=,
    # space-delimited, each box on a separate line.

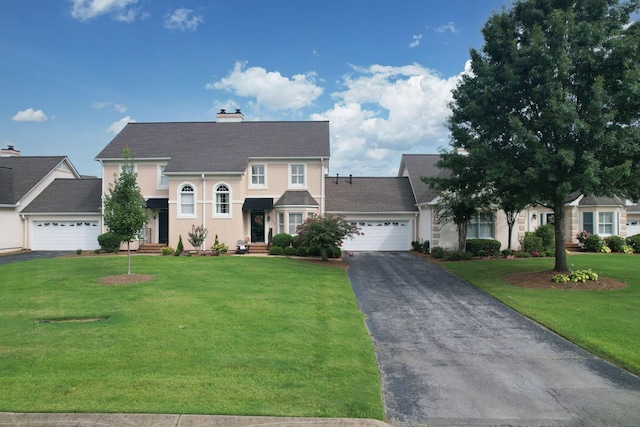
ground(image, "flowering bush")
xmin=188 ymin=225 xmax=208 ymax=251
xmin=296 ymin=214 xmax=361 ymax=261
xmin=576 ymin=230 xmax=590 ymax=244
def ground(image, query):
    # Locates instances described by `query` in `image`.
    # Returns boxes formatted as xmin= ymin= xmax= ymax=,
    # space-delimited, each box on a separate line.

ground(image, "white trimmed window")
xmin=467 ymin=213 xmax=494 ymax=239
xmin=158 ymin=165 xmax=168 ymax=189
xmin=250 ymin=164 xmax=266 ymax=186
xmin=289 ymin=213 xmax=303 ymax=235
xmin=290 ymin=164 xmax=305 ymax=187
xmin=598 ymin=212 xmax=614 ymax=235
xmin=215 ymin=184 xmax=231 ymax=217
xmin=278 ymin=213 xmax=285 ymax=234
xmin=179 ymin=184 xmax=195 ymax=217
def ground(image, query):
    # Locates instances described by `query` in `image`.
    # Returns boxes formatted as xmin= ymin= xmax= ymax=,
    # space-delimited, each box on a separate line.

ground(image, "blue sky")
xmin=1 ymin=0 xmax=511 ymax=177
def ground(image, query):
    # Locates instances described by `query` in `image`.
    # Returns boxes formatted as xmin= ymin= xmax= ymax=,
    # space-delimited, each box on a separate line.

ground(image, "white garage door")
xmin=33 ymin=221 xmax=100 ymax=251
xmin=342 ymin=220 xmax=411 ymax=251
xmin=628 ymin=220 xmax=640 ymax=237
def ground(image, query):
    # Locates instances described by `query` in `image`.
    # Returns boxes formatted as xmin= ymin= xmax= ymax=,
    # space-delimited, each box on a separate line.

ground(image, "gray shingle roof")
xmin=399 ymin=154 xmax=450 ymax=205
xmin=274 ymin=191 xmax=319 ymax=207
xmin=579 ymin=195 xmax=625 ymax=207
xmin=95 ymin=121 xmax=330 ymax=173
xmin=0 ymin=156 xmax=68 ymax=204
xmin=325 ymin=176 xmax=417 ymax=213
xmin=21 ymin=178 xmax=102 ymax=214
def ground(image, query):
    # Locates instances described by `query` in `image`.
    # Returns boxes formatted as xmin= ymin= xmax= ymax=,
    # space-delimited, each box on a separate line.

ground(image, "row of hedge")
xmin=583 ymin=234 xmax=640 ymax=253
xmin=268 ymin=245 xmax=342 ymax=258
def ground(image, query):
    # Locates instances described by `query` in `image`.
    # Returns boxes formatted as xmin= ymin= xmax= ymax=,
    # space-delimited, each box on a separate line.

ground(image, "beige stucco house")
xmin=94 ymin=110 xmax=330 ymax=251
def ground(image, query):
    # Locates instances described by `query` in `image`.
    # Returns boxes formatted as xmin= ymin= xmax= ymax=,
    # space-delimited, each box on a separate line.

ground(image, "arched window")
xmin=179 ymin=184 xmax=195 ymax=216
xmin=215 ymin=184 xmax=230 ymax=216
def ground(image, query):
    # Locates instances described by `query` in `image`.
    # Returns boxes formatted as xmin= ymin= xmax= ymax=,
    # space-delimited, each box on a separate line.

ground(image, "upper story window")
xmin=179 ymin=184 xmax=195 ymax=217
xmin=467 ymin=213 xmax=494 ymax=239
xmin=215 ymin=184 xmax=231 ymax=217
xmin=250 ymin=164 xmax=266 ymax=186
xmin=158 ymin=165 xmax=168 ymax=189
xmin=290 ymin=164 xmax=305 ymax=187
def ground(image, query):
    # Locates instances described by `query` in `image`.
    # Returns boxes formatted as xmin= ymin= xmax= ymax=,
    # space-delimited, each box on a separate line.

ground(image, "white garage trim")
xmin=32 ymin=221 xmax=101 ymax=251
xmin=342 ymin=220 xmax=411 ymax=251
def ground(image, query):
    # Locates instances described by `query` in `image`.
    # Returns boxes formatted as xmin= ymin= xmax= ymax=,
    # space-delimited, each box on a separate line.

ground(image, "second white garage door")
xmin=32 ymin=221 xmax=101 ymax=251
xmin=342 ymin=221 xmax=411 ymax=251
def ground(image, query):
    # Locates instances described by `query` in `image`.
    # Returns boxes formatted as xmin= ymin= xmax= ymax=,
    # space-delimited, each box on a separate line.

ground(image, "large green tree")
xmin=447 ymin=0 xmax=640 ymax=272
xmin=102 ymin=147 xmax=150 ymax=274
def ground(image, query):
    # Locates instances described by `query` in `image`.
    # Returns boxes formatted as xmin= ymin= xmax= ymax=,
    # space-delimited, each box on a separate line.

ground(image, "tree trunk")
xmin=127 ymin=241 xmax=131 ymax=275
xmin=457 ymin=221 xmax=468 ymax=253
xmin=505 ymin=211 xmax=517 ymax=251
xmin=553 ymin=202 xmax=569 ymax=273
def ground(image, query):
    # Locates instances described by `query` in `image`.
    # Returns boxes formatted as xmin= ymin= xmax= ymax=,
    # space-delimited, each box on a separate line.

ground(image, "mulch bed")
xmin=411 ymin=251 xmax=626 ymax=290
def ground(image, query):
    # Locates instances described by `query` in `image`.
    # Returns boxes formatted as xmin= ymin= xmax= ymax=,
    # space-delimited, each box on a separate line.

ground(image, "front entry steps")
xmin=138 ymin=244 xmax=167 ymax=254
xmin=246 ymin=243 xmax=269 ymax=254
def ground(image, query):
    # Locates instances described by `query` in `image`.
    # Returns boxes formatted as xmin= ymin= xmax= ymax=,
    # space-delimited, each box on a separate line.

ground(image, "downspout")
xmin=202 ymin=174 xmax=207 ymax=251
xmin=98 ymin=160 xmax=106 ymax=235
xmin=21 ymin=214 xmax=27 ymax=250
xmin=320 ymin=158 xmax=325 ymax=215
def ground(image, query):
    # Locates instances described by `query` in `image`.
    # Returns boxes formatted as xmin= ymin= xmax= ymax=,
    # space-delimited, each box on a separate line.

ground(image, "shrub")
xmin=605 ymin=235 xmax=625 ymax=253
xmin=466 ymin=239 xmax=501 ymax=256
xmin=97 ymin=232 xmax=121 ymax=253
xmin=175 ymin=235 xmax=184 ymax=256
xmin=502 ymin=249 xmax=515 ymax=257
xmin=291 ymin=235 xmax=302 ymax=248
xmin=161 ymin=246 xmax=175 ymax=256
xmin=514 ymin=251 xmax=532 ymax=258
xmin=535 ymin=224 xmax=555 ymax=251
xmin=422 ymin=240 xmax=430 ymax=254
xmin=307 ymin=246 xmax=321 ymax=257
xmin=272 ymin=233 xmax=293 ymax=248
xmin=583 ymin=234 xmax=604 ymax=252
xmin=431 ymin=246 xmax=445 ymax=259
xmin=76 ymin=249 xmax=82 ymax=255
xmin=269 ymin=245 xmax=284 ymax=255
xmin=411 ymin=241 xmax=422 ymax=251
xmin=283 ymin=246 xmax=298 ymax=256
xmin=622 ymin=244 xmax=634 ymax=254
xmin=443 ymin=250 xmax=473 ymax=261
xmin=296 ymin=247 xmax=308 ymax=257
xmin=210 ymin=234 xmax=229 ymax=254
xmin=520 ymin=232 xmax=543 ymax=253
xmin=625 ymin=234 xmax=640 ymax=253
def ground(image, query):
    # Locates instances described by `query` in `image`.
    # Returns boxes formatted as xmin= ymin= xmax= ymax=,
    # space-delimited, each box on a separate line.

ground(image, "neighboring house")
xmin=325 ymin=176 xmax=418 ymax=251
xmin=94 ymin=110 xmax=330 ymax=251
xmin=0 ymin=146 xmax=101 ymax=253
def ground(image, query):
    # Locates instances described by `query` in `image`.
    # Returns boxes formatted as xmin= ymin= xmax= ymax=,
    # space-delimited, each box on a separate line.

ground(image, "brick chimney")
xmin=1 ymin=145 xmax=21 ymax=157
xmin=216 ymin=108 xmax=244 ymax=123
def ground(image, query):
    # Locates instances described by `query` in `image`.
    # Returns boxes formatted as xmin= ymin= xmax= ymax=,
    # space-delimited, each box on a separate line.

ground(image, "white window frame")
xmin=214 ymin=183 xmax=231 ymax=218
xmin=289 ymin=164 xmax=306 ymax=188
xmin=178 ymin=183 xmax=196 ymax=218
xmin=467 ymin=213 xmax=495 ymax=239
xmin=598 ymin=212 xmax=614 ymax=235
xmin=288 ymin=212 xmax=303 ymax=235
xmin=278 ymin=213 xmax=285 ymax=234
xmin=249 ymin=164 xmax=266 ymax=188
xmin=157 ymin=165 xmax=168 ymax=190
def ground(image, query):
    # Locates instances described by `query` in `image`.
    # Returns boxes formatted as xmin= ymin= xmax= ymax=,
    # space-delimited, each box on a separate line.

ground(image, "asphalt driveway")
xmin=346 ymin=252 xmax=640 ymax=427
xmin=0 ymin=251 xmax=72 ymax=265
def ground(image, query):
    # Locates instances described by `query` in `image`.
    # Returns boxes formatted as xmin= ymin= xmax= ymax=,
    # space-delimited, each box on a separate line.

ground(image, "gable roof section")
xmin=399 ymin=154 xmax=450 ymax=205
xmin=21 ymin=178 xmax=102 ymax=214
xmin=325 ymin=176 xmax=417 ymax=213
xmin=95 ymin=121 xmax=331 ymax=173
xmin=579 ymin=195 xmax=625 ymax=207
xmin=274 ymin=190 xmax=319 ymax=207
xmin=0 ymin=156 xmax=71 ymax=205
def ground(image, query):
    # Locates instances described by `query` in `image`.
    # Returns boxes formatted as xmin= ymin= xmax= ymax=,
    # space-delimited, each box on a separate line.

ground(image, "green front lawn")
xmin=0 ymin=256 xmax=383 ymax=419
xmin=440 ymin=254 xmax=640 ymax=375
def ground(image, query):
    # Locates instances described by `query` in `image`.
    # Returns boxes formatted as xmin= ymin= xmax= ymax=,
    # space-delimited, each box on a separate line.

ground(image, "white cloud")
xmin=409 ymin=34 xmax=423 ymax=48
xmin=12 ymin=108 xmax=48 ymax=122
xmin=106 ymin=116 xmax=135 ymax=134
xmin=435 ymin=22 xmax=459 ymax=33
xmin=164 ymin=8 xmax=203 ymax=32
xmin=70 ymin=0 xmax=143 ymax=22
xmin=311 ymin=64 xmax=462 ymax=175
xmin=207 ymin=61 xmax=323 ymax=111
xmin=92 ymin=101 xmax=127 ymax=113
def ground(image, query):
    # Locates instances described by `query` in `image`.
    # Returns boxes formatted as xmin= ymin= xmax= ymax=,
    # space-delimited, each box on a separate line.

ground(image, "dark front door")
xmin=251 ymin=211 xmax=265 ymax=243
xmin=158 ymin=209 xmax=169 ymax=244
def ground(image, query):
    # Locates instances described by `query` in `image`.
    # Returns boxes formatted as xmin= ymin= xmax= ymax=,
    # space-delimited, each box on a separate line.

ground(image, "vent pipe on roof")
xmin=216 ymin=108 xmax=244 ymax=123
xmin=349 ymin=174 xmax=352 ymax=184
xmin=335 ymin=173 xmax=339 ymax=184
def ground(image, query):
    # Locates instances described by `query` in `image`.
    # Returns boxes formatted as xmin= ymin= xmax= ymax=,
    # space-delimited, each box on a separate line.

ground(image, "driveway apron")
xmin=346 ymin=252 xmax=640 ymax=427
